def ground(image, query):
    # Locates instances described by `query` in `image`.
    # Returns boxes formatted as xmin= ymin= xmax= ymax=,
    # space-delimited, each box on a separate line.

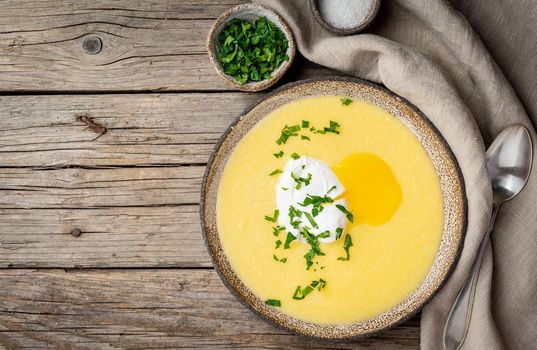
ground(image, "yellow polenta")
xmin=217 ymin=96 xmax=443 ymax=324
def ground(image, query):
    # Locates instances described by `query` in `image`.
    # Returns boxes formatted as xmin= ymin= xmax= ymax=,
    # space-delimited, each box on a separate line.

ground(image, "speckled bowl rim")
xmin=200 ymin=77 xmax=467 ymax=340
xmin=206 ymin=3 xmax=296 ymax=92
xmin=310 ymin=0 xmax=381 ymax=35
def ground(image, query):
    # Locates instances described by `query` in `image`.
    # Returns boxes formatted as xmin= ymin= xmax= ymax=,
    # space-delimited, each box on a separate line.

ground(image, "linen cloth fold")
xmin=253 ymin=0 xmax=537 ymax=348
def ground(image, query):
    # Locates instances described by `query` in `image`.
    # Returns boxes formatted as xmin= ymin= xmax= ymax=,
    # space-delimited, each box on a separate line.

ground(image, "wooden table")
xmin=0 ymin=1 xmax=419 ymax=348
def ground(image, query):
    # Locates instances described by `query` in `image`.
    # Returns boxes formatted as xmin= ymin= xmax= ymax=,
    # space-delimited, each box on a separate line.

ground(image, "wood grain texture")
xmin=0 ymin=93 xmax=255 ymax=167
xmin=0 ymin=0 xmax=338 ymax=92
xmin=0 ymin=269 xmax=420 ymax=349
xmin=0 ymin=206 xmax=209 ymax=268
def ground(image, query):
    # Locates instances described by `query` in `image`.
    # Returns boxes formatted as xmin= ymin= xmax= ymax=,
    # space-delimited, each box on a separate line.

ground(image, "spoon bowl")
xmin=486 ymin=124 xmax=533 ymax=204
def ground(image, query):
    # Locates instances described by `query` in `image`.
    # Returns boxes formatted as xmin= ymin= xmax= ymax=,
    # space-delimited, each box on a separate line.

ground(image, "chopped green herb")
xmin=264 ymin=209 xmax=279 ymax=223
xmin=275 ymin=239 xmax=282 ymax=249
xmin=301 ymin=120 xmax=310 ymax=128
xmin=292 ymin=279 xmax=327 ymax=300
xmin=341 ymin=97 xmax=353 ymax=106
xmin=276 ymin=124 xmax=301 ymax=145
xmin=273 ymin=254 xmax=279 ymax=261
xmin=335 ymin=204 xmax=354 ymax=223
xmin=290 ymin=172 xmax=312 ymax=189
xmin=272 ymin=225 xmax=285 ymax=236
xmin=269 ymin=169 xmax=283 ymax=176
xmin=284 ymin=232 xmax=296 ymax=249
xmin=304 ymin=212 xmax=318 ymax=229
xmin=217 ymin=17 xmax=289 ymax=85
xmin=273 ymin=151 xmax=284 ymax=158
xmin=281 ymin=187 xmax=289 ymax=191
xmin=265 ymin=299 xmax=281 ymax=307
xmin=335 ymin=227 xmax=344 ymax=240
xmin=327 ymin=185 xmax=337 ymax=194
xmin=299 ymin=194 xmax=333 ymax=217
xmin=291 ymin=152 xmax=300 ymax=160
xmin=300 ymin=227 xmax=326 ymax=270
xmin=323 ymin=120 xmax=341 ymax=134
xmin=337 ymin=234 xmax=353 ymax=261
xmin=280 ymin=257 xmax=287 ymax=263
xmin=301 ymin=135 xmax=310 ymax=141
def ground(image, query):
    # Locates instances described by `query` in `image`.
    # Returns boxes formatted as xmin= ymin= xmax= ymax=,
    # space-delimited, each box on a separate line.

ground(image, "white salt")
xmin=318 ymin=0 xmax=374 ymax=29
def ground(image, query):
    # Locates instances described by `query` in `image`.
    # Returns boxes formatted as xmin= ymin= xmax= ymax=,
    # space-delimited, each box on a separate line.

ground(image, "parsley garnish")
xmin=299 ymin=194 xmax=333 ymax=217
xmin=269 ymin=169 xmax=283 ymax=176
xmin=292 ymin=279 xmax=327 ymax=300
xmin=290 ymin=172 xmax=312 ymax=189
xmin=304 ymin=212 xmax=318 ymax=229
xmin=217 ymin=17 xmax=289 ymax=84
xmin=281 ymin=187 xmax=289 ymax=191
xmin=301 ymin=227 xmax=326 ymax=270
xmin=265 ymin=299 xmax=281 ymax=307
xmin=283 ymin=232 xmax=296 ymax=249
xmin=276 ymin=124 xmax=301 ymax=145
xmin=291 ymin=152 xmax=300 ymax=160
xmin=335 ymin=227 xmax=344 ymax=240
xmin=275 ymin=240 xmax=282 ymax=249
xmin=301 ymin=120 xmax=310 ymax=128
xmin=272 ymin=225 xmax=285 ymax=236
xmin=264 ymin=210 xmax=279 ymax=223
xmin=341 ymin=97 xmax=353 ymax=106
xmin=323 ymin=120 xmax=340 ymax=134
xmin=273 ymin=151 xmax=284 ymax=158
xmin=301 ymin=135 xmax=310 ymax=141
xmin=335 ymin=204 xmax=354 ymax=223
xmin=273 ymin=254 xmax=286 ymax=263
xmin=327 ymin=185 xmax=337 ymax=194
xmin=337 ymin=234 xmax=353 ymax=261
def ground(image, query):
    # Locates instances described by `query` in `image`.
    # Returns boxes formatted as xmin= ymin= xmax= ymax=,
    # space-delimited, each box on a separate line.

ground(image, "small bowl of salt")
xmin=310 ymin=0 xmax=381 ymax=35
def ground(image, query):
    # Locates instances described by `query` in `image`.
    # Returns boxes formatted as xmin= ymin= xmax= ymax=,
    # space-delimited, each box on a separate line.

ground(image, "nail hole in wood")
xmin=82 ymin=36 xmax=102 ymax=55
xmin=71 ymin=228 xmax=82 ymax=237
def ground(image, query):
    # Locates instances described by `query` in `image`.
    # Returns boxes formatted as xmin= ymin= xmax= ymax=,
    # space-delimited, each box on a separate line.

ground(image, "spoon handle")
xmin=443 ymin=203 xmax=499 ymax=350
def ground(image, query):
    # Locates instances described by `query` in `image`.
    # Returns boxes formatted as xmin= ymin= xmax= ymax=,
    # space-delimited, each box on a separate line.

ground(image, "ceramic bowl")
xmin=310 ymin=0 xmax=381 ymax=35
xmin=207 ymin=3 xmax=296 ymax=92
xmin=201 ymin=78 xmax=467 ymax=339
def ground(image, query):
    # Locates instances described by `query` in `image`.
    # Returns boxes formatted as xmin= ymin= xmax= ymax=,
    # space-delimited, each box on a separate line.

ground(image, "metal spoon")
xmin=443 ymin=124 xmax=533 ymax=350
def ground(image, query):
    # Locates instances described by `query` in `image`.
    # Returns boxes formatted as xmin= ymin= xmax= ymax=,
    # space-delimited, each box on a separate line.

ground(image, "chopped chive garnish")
xmin=301 ymin=120 xmax=310 ymax=128
xmin=273 ymin=151 xmax=284 ymax=158
xmin=323 ymin=120 xmax=340 ymax=134
xmin=276 ymin=124 xmax=301 ymax=145
xmin=304 ymin=212 xmax=318 ymax=229
xmin=337 ymin=234 xmax=353 ymax=261
xmin=265 ymin=299 xmax=281 ymax=307
xmin=275 ymin=240 xmax=282 ymax=249
xmin=284 ymin=232 xmax=296 ymax=249
xmin=290 ymin=172 xmax=312 ymax=189
xmin=272 ymin=225 xmax=285 ymax=236
xmin=335 ymin=227 xmax=344 ymax=240
xmin=292 ymin=279 xmax=326 ymax=300
xmin=264 ymin=209 xmax=279 ymax=223
xmin=269 ymin=169 xmax=283 ymax=176
xmin=301 ymin=135 xmax=310 ymax=141
xmin=341 ymin=97 xmax=353 ymax=106
xmin=335 ymin=204 xmax=354 ymax=223
xmin=301 ymin=227 xmax=325 ymax=270
xmin=291 ymin=152 xmax=300 ymax=160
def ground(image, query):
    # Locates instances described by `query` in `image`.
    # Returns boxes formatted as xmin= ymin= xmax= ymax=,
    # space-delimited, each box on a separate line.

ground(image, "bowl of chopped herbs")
xmin=207 ymin=4 xmax=296 ymax=92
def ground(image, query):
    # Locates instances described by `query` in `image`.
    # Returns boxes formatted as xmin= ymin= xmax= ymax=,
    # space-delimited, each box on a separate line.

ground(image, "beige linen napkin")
xmin=254 ymin=0 xmax=537 ymax=348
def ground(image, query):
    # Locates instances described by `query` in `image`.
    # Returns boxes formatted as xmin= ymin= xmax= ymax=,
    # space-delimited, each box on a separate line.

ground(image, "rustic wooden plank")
xmin=0 ymin=93 xmax=255 ymax=167
xmin=0 ymin=269 xmax=420 ymax=349
xmin=0 ymin=166 xmax=203 ymax=209
xmin=0 ymin=0 xmax=339 ymax=92
xmin=0 ymin=206 xmax=210 ymax=268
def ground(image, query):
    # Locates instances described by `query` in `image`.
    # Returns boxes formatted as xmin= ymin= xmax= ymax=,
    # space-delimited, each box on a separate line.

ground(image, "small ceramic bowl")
xmin=207 ymin=4 xmax=296 ymax=92
xmin=310 ymin=0 xmax=381 ymax=35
